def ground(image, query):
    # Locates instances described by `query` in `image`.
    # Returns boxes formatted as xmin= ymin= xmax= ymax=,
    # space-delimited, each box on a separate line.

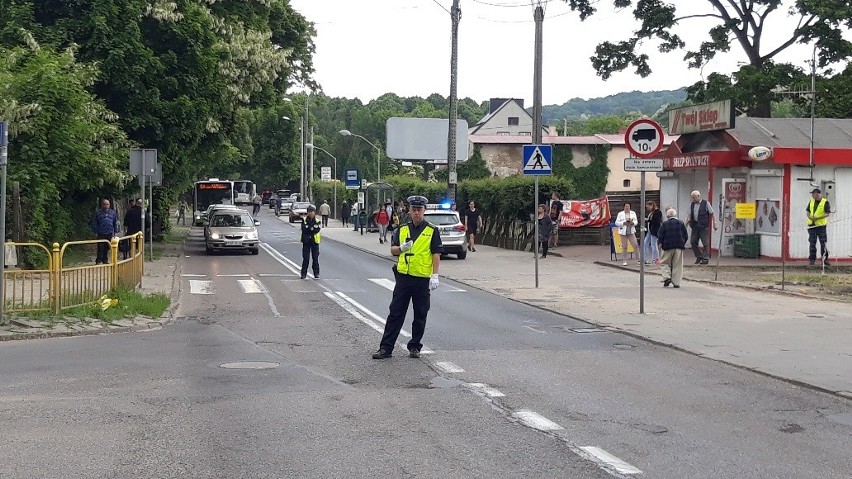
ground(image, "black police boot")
xmin=408 ymin=348 xmax=421 ymax=359
xmin=372 ymin=349 xmax=392 ymax=359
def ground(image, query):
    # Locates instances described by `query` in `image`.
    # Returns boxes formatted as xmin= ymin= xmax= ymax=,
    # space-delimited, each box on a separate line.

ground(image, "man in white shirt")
xmin=615 ymin=202 xmax=640 ymax=266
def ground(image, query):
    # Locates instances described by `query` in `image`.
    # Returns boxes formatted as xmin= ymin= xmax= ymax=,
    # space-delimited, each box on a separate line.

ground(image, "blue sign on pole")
xmin=345 ymin=168 xmax=360 ymax=189
xmin=0 ymin=121 xmax=6 ymax=147
xmin=522 ymin=144 xmax=552 ymax=175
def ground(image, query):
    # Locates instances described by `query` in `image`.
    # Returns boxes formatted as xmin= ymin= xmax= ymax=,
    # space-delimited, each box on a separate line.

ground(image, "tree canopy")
xmin=562 ymin=0 xmax=852 ymax=116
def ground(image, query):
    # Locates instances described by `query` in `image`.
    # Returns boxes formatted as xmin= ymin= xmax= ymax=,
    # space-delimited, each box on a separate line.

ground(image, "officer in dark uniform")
xmin=373 ymin=195 xmax=442 ymax=359
xmin=300 ymin=205 xmax=321 ymax=279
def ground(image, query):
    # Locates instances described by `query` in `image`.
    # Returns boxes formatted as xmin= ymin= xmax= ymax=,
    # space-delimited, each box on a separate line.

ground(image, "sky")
xmin=289 ymin=0 xmax=822 ymax=107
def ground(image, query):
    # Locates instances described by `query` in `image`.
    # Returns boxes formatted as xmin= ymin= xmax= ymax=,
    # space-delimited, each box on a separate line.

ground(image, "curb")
xmin=0 ymin=318 xmax=167 ymax=342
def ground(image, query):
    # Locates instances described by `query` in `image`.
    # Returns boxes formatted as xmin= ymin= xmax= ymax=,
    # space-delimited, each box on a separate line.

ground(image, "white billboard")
xmin=386 ymin=117 xmax=469 ymax=162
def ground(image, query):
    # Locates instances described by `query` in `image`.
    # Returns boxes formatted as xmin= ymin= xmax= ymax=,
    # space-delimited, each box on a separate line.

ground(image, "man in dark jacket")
xmin=687 ymin=190 xmax=716 ymax=264
xmin=122 ymin=199 xmax=143 ymax=259
xmin=657 ymin=208 xmax=688 ymax=288
xmin=91 ymin=198 xmax=119 ymax=264
xmin=300 ymin=205 xmax=321 ymax=279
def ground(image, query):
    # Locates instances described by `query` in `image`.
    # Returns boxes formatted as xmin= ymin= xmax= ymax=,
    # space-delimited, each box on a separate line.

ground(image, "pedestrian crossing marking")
xmin=369 ymin=278 xmax=396 ymax=291
xmin=238 ymin=279 xmax=267 ymax=294
xmin=189 ymin=280 xmax=214 ymax=295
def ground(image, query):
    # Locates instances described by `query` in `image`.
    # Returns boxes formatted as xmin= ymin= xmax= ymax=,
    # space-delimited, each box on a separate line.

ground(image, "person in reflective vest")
xmin=300 ymin=205 xmax=321 ymax=279
xmin=806 ymin=187 xmax=831 ymax=266
xmin=373 ymin=195 xmax=442 ymax=359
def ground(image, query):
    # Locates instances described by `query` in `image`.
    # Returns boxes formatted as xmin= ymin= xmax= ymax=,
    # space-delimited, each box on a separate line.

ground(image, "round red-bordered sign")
xmin=624 ymin=119 xmax=664 ymax=158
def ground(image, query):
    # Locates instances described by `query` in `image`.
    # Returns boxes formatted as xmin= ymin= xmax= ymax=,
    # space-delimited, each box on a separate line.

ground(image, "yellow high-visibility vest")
xmin=808 ymin=198 xmax=828 ymax=227
xmin=396 ymin=224 xmax=435 ymax=278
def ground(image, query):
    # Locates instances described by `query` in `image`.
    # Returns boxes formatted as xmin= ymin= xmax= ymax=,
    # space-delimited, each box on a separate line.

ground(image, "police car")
xmin=424 ymin=204 xmax=467 ymax=260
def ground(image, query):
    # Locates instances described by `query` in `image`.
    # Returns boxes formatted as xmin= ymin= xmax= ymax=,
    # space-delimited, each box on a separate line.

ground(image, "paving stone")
xmin=113 ymin=319 xmax=135 ymax=328
xmin=10 ymin=318 xmax=43 ymax=329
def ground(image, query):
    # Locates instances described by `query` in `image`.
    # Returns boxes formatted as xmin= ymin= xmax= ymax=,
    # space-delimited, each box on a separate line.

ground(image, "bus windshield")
xmin=194 ymin=181 xmax=234 ymax=213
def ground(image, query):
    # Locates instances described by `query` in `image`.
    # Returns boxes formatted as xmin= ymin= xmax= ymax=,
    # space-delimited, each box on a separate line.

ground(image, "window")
xmin=496 ymin=131 xmax=510 ymax=136
xmin=623 ymin=179 xmax=631 ymax=188
xmin=508 ymin=117 xmax=519 ymax=126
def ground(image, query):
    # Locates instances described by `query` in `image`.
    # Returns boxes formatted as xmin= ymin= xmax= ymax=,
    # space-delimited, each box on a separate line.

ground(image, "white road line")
xmin=467 ymin=383 xmax=505 ymax=398
xmin=237 ymin=279 xmax=266 ymax=294
xmin=323 ymin=292 xmax=385 ymax=333
xmin=435 ymin=361 xmax=465 ymax=374
xmin=189 ymin=280 xmax=214 ymax=295
xmin=368 ymin=278 xmax=396 ymax=291
xmin=258 ymin=273 xmax=292 ymax=277
xmin=336 ymin=292 xmax=410 ymax=338
xmin=258 ymin=242 xmax=302 ymax=276
xmin=180 ymin=274 xmax=206 ymax=277
xmin=218 ymin=274 xmax=250 ymax=277
xmin=577 ymin=446 xmax=643 ymax=476
xmin=442 ymin=284 xmax=466 ymax=292
xmin=513 ymin=410 xmax=564 ymax=432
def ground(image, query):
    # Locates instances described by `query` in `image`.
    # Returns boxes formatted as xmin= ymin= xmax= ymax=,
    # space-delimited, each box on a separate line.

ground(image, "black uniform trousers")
xmin=808 ymin=225 xmax=828 ymax=261
xmin=95 ymin=233 xmax=112 ymax=264
xmin=380 ymin=272 xmax=431 ymax=353
xmin=301 ymin=242 xmax=319 ymax=278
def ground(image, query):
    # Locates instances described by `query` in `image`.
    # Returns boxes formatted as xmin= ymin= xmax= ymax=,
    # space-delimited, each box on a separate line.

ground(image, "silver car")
xmin=424 ymin=207 xmax=467 ymax=260
xmin=205 ymin=210 xmax=260 ymax=255
xmin=289 ymin=202 xmax=312 ymax=223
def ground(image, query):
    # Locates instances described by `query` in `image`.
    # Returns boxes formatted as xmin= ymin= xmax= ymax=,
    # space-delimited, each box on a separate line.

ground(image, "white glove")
xmin=400 ymin=240 xmax=414 ymax=252
xmin=429 ymin=274 xmax=439 ymax=290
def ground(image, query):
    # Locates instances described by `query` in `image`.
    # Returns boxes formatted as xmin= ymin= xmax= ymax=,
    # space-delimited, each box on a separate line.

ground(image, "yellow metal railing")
xmin=3 ymin=232 xmax=144 ymax=314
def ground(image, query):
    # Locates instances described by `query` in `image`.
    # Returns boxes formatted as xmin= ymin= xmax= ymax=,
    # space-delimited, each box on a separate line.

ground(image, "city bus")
xmin=193 ymin=179 xmax=234 ymax=225
xmin=233 ymin=180 xmax=256 ymax=205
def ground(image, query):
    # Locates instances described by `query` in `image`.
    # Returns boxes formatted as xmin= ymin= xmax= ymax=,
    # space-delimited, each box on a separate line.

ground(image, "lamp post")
xmin=305 ymin=143 xmax=337 ymax=225
xmin=339 ymin=129 xmax=381 ymax=183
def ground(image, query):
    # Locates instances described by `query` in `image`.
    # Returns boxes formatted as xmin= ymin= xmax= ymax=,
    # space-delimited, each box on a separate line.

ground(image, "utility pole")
xmin=309 ymin=127 xmax=315 ymax=203
xmin=532 ymin=3 xmax=544 ymax=288
xmin=0 ymin=121 xmax=7 ymax=324
xmin=446 ymin=0 xmax=461 ymax=202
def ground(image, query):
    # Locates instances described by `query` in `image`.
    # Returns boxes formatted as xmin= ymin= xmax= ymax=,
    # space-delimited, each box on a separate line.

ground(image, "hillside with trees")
xmin=542 ymin=88 xmax=687 ymax=123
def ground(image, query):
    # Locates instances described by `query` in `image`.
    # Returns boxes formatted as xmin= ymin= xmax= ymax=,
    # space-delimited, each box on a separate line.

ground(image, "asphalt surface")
xmin=1 ymin=206 xmax=851 ymax=478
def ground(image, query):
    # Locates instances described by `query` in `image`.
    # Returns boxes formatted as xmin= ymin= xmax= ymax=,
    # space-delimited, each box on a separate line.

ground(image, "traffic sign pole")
xmin=639 ymin=171 xmax=645 ymax=314
xmin=0 ymin=121 xmax=8 ymax=324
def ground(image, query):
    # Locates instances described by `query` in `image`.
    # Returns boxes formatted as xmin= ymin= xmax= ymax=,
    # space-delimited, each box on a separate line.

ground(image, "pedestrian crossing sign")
xmin=522 ymin=144 xmax=552 ymax=175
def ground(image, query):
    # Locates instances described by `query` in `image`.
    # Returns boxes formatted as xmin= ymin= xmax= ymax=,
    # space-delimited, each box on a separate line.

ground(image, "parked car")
xmin=261 ymin=190 xmax=273 ymax=205
xmin=423 ymin=205 xmax=467 ymax=260
xmin=205 ymin=210 xmax=260 ymax=255
xmin=289 ymin=202 xmax=312 ymax=223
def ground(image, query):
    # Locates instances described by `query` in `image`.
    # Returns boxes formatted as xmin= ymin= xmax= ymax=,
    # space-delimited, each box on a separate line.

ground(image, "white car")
xmin=205 ymin=210 xmax=260 ymax=255
xmin=289 ymin=202 xmax=312 ymax=223
xmin=424 ymin=206 xmax=467 ymax=260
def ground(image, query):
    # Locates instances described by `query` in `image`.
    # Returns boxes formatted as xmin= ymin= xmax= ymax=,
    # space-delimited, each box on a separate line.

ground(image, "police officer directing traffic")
xmin=373 ymin=195 xmax=442 ymax=359
xmin=300 ymin=205 xmax=321 ymax=279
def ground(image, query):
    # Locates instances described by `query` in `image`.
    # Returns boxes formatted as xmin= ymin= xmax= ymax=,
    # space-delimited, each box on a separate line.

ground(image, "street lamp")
xmin=339 ymin=129 xmax=381 ymax=183
xmin=305 ymin=143 xmax=338 ymax=225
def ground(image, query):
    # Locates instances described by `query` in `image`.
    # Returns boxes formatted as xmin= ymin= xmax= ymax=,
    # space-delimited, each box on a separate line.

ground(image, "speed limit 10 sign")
xmin=624 ymin=119 xmax=664 ymax=158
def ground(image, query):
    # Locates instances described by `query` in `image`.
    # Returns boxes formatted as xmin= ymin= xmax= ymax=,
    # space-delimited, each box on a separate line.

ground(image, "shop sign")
xmin=665 ymin=154 xmax=710 ymax=169
xmin=668 ymin=100 xmax=735 ymax=135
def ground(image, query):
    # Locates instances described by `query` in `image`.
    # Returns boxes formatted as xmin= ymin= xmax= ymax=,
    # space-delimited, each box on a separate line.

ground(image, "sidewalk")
xmin=318 ymin=220 xmax=852 ymax=399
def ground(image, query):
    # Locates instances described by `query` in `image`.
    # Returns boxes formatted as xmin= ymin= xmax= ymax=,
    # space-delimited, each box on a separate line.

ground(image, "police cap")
xmin=407 ymin=195 xmax=428 ymax=208
xmin=307 ymin=204 xmax=317 ymax=212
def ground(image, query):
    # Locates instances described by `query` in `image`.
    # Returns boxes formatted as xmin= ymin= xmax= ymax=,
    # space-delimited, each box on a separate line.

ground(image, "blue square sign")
xmin=522 ymin=144 xmax=552 ymax=175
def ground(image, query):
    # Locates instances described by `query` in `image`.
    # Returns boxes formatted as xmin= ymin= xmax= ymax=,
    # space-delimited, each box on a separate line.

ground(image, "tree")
xmin=562 ymin=0 xmax=852 ymax=117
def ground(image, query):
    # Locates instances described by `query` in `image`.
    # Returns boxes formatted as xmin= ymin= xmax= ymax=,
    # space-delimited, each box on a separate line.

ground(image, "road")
xmin=1 ymin=206 xmax=851 ymax=478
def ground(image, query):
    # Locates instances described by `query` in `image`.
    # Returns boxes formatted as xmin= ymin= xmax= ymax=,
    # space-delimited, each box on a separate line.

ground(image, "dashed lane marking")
xmin=180 ymin=274 xmax=206 ymax=277
xmin=513 ymin=410 xmax=563 ymax=432
xmin=577 ymin=446 xmax=643 ymax=476
xmin=466 ymin=383 xmax=505 ymax=398
xmin=435 ymin=361 xmax=464 ymax=374
xmin=189 ymin=280 xmax=214 ymax=295
xmin=218 ymin=274 xmax=250 ymax=277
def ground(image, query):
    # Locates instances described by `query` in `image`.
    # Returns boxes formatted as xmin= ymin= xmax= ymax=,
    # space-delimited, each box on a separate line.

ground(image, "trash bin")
xmin=733 ymin=234 xmax=760 ymax=258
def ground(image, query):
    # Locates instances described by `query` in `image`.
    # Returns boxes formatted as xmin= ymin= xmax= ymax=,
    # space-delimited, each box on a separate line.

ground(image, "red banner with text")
xmin=558 ymin=196 xmax=611 ymax=228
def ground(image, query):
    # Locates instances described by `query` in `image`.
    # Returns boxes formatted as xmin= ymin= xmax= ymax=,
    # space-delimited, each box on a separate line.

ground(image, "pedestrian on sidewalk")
xmin=177 ymin=200 xmax=187 ymax=225
xmin=687 ymin=190 xmax=716 ymax=265
xmin=373 ymin=195 xmax=442 ymax=360
xmin=340 ymin=201 xmax=350 ymax=227
xmin=319 ymin=200 xmax=331 ymax=227
xmin=123 ymin=199 xmax=143 ymax=259
xmin=300 ymin=205 xmax=321 ymax=279
xmin=376 ymin=202 xmax=390 ymax=244
xmin=464 ymin=200 xmax=482 ymax=252
xmin=644 ymin=200 xmax=662 ymax=264
xmin=615 ymin=202 xmax=640 ymax=266
xmin=537 ymin=203 xmax=553 ymax=258
xmin=657 ymin=208 xmax=688 ymax=288
xmin=806 ymin=187 xmax=831 ymax=266
xmin=91 ymin=198 xmax=119 ymax=264
xmin=548 ymin=192 xmax=564 ymax=248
